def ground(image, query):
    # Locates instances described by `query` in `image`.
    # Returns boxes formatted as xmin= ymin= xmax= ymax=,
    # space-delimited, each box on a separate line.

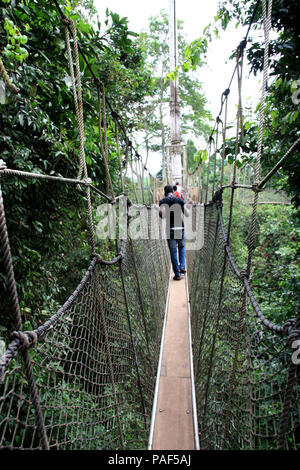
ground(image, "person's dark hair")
xmin=173 ymin=185 xmax=177 ymax=191
xmin=164 ymin=184 xmax=173 ymax=196
xmin=175 ymin=181 xmax=180 ymax=185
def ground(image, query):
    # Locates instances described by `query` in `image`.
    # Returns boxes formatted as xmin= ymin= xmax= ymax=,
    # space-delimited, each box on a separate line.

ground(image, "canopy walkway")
xmin=0 ymin=0 xmax=299 ymax=451
xmin=149 ymin=270 xmax=197 ymax=450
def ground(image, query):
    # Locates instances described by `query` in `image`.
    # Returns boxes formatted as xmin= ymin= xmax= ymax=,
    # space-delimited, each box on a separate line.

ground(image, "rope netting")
xmin=0 ymin=200 xmax=169 ymax=449
xmin=187 ymin=199 xmax=299 ymax=450
xmin=185 ymin=0 xmax=299 ymax=450
xmin=0 ymin=4 xmax=169 ymax=450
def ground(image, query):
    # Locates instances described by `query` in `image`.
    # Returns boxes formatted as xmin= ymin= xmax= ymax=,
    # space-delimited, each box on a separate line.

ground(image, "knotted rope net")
xmin=187 ymin=198 xmax=299 ymax=450
xmin=0 ymin=197 xmax=169 ymax=449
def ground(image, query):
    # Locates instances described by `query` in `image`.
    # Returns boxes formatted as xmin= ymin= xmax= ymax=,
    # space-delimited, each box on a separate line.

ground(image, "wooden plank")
xmin=151 ymin=275 xmax=195 ymax=450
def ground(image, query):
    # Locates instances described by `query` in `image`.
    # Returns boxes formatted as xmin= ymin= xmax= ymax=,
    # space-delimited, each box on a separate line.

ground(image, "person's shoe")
xmin=173 ymin=274 xmax=183 ymax=280
xmin=180 ymin=268 xmax=186 ymax=274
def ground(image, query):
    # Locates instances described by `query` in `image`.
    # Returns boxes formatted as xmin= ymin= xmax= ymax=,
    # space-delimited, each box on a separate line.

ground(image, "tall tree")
xmin=138 ymin=11 xmax=212 ymax=173
xmin=216 ymin=0 xmax=300 ymax=207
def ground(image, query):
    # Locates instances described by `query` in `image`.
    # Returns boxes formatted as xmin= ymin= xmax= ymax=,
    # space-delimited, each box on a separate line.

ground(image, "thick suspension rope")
xmin=246 ymin=0 xmax=273 ymax=277
xmin=0 ymin=56 xmax=19 ymax=94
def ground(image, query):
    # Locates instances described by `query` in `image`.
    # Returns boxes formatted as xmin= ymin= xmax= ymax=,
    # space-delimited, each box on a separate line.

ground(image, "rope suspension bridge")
xmin=0 ymin=0 xmax=299 ymax=451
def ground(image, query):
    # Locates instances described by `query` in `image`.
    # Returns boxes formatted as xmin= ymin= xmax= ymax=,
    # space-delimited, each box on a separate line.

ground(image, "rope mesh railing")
xmin=187 ymin=199 xmax=299 ymax=450
xmin=0 ymin=206 xmax=169 ymax=449
xmin=185 ymin=0 xmax=299 ymax=449
xmin=0 ymin=2 xmax=170 ymax=449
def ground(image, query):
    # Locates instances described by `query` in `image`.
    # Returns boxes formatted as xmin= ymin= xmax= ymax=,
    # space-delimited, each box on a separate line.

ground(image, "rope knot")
xmin=283 ymin=318 xmax=295 ymax=335
xmin=0 ymin=159 xmax=7 ymax=171
xmin=94 ymin=78 xmax=102 ymax=88
xmin=283 ymin=318 xmax=300 ymax=347
xmin=11 ymin=330 xmax=38 ymax=350
xmin=252 ymin=183 xmax=264 ymax=193
xmin=82 ymin=177 xmax=92 ymax=185
xmin=61 ymin=15 xmax=71 ymax=26
xmin=94 ymin=253 xmax=103 ymax=264
xmin=239 ymin=269 xmax=248 ymax=280
xmin=288 ymin=329 xmax=300 ymax=348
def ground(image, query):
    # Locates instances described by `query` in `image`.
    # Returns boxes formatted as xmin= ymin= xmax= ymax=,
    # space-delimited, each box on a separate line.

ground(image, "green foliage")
xmin=138 ymin=10 xmax=212 ymax=164
xmin=228 ymin=201 xmax=299 ymax=324
xmin=0 ymin=0 xmax=155 ymax=337
xmin=3 ymin=17 xmax=28 ymax=62
xmin=216 ymin=0 xmax=300 ymax=208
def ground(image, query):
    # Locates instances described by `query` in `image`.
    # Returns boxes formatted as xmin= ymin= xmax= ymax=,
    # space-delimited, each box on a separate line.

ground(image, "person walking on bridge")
xmin=173 ymin=185 xmax=184 ymax=199
xmin=159 ymin=185 xmax=188 ymax=280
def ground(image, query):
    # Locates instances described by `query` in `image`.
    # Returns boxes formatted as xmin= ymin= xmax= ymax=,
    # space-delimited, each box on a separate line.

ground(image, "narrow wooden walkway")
xmin=148 ymin=270 xmax=198 ymax=450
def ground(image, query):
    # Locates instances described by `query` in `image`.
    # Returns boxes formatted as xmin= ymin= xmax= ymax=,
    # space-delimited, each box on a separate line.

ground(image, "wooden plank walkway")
xmin=148 ymin=271 xmax=197 ymax=450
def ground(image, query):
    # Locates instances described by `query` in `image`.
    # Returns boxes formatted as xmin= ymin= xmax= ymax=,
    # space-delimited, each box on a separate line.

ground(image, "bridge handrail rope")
xmin=53 ymin=0 xmax=159 ymax=188
xmin=186 ymin=0 xmax=260 ymax=179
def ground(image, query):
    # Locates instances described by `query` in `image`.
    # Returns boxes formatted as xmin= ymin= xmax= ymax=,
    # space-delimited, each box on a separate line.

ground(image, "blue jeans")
xmin=167 ymin=232 xmax=186 ymax=277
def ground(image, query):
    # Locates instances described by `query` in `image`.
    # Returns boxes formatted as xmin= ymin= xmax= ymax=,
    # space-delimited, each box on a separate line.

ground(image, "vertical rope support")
xmin=114 ymin=115 xmax=124 ymax=193
xmin=201 ymin=159 xmax=205 ymax=203
xmin=220 ymin=95 xmax=229 ymax=188
xmin=63 ymin=17 xmax=96 ymax=254
xmin=94 ymin=269 xmax=125 ymax=449
xmin=226 ymin=48 xmax=244 ymax=243
xmin=246 ymin=0 xmax=273 ymax=276
xmin=86 ymin=184 xmax=96 ymax=255
xmin=0 ymin=183 xmax=22 ymax=331
xmin=138 ymin=157 xmax=145 ymax=205
xmin=118 ymin=113 xmax=130 ymax=175
xmin=63 ymin=18 xmax=85 ymax=182
xmin=119 ymin=261 xmax=148 ymax=429
xmin=211 ymin=125 xmax=218 ymax=198
xmin=129 ymin=156 xmax=138 ymax=203
xmin=99 ymin=83 xmax=115 ymax=197
xmin=205 ymin=139 xmax=212 ymax=203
